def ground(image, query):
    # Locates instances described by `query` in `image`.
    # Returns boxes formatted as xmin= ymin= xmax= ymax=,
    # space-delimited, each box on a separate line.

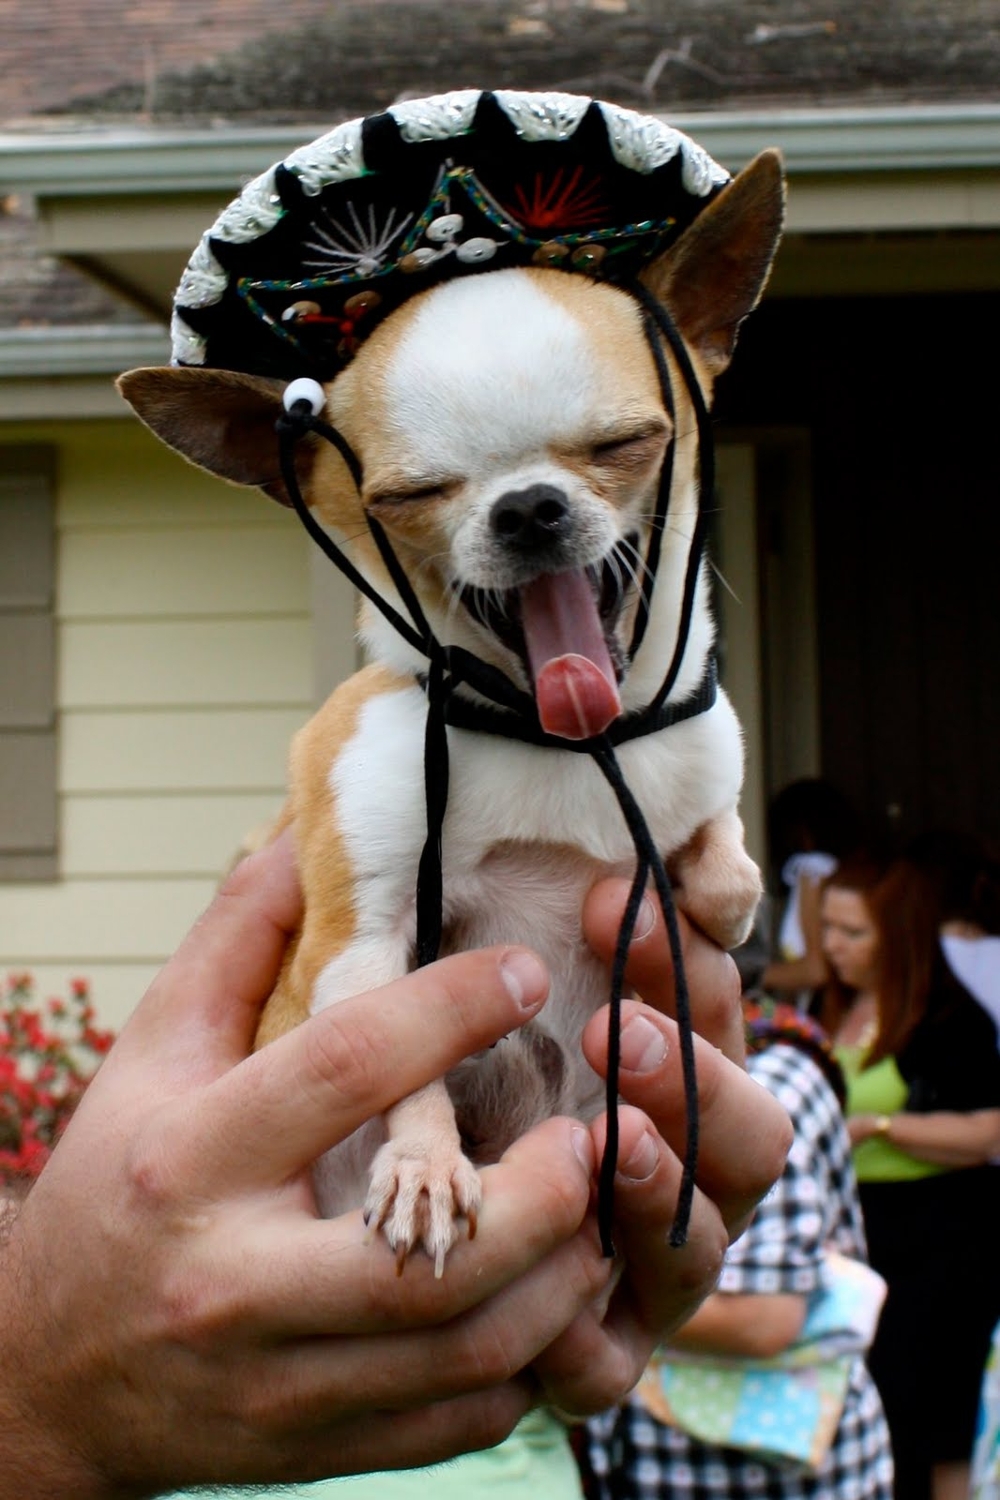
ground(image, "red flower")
xmin=0 ymin=973 xmax=112 ymax=1185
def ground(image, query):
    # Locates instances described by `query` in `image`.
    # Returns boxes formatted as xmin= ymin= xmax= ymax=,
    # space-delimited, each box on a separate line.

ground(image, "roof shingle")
xmin=3 ymin=0 xmax=1000 ymax=129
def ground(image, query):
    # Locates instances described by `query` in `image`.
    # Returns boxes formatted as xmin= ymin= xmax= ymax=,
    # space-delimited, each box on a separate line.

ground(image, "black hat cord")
xmin=275 ymin=290 xmax=714 ymax=1254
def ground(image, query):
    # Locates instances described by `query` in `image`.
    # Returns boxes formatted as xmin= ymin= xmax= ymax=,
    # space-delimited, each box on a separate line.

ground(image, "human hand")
xmin=529 ymin=880 xmax=793 ymax=1415
xmin=0 ymin=834 xmax=608 ymax=1499
xmin=847 ymin=1111 xmax=885 ymax=1146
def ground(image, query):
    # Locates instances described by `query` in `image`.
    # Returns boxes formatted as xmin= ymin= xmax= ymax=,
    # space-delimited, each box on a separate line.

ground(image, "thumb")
xmin=110 ymin=827 xmax=303 ymax=1084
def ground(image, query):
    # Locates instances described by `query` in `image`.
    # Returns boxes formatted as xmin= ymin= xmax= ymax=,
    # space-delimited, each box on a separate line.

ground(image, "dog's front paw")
xmin=365 ymin=1140 xmax=481 ymax=1278
xmin=682 ymin=851 xmax=763 ymax=951
xmin=671 ymin=810 xmax=763 ymax=951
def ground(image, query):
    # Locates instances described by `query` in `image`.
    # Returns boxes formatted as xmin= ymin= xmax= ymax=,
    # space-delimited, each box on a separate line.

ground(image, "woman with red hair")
xmin=819 ymin=859 xmax=1000 ymax=1500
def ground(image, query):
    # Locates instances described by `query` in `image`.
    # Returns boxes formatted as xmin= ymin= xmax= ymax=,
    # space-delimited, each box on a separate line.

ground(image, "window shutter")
xmin=0 ymin=447 xmax=57 ymax=880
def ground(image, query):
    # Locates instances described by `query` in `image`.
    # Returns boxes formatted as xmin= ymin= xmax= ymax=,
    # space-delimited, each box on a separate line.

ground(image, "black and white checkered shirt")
xmin=584 ymin=1043 xmax=894 ymax=1500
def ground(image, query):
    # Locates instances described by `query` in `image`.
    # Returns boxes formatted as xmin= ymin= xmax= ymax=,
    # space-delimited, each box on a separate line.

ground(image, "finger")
xmin=583 ymin=878 xmax=745 ymax=1062
xmin=324 ymin=1385 xmax=532 ymax=1476
xmin=582 ymin=1000 xmax=792 ymax=1232
xmin=114 ymin=828 xmax=302 ymax=1079
xmin=185 ymin=1116 xmax=594 ymax=1337
xmin=210 ymin=1383 xmax=535 ymax=1488
xmin=533 ymin=1106 xmax=727 ymax=1415
xmin=165 ymin=945 xmax=550 ymax=1193
xmin=243 ymin=1221 xmax=610 ymax=1423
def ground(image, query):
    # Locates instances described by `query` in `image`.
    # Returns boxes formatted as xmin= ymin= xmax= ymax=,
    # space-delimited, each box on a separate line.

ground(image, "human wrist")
xmin=872 ymin=1113 xmax=894 ymax=1140
xmin=0 ymin=1226 xmax=151 ymax=1500
xmin=0 ymin=1417 xmax=122 ymax=1500
xmin=0 ymin=1371 xmax=152 ymax=1500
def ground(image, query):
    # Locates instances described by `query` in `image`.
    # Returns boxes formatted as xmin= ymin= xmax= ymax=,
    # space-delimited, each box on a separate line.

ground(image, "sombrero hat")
xmin=170 ymin=88 xmax=730 ymax=381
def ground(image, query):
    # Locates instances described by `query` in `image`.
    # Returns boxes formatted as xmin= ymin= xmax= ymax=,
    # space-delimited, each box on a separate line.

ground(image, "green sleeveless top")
xmin=836 ymin=1045 xmax=948 ymax=1183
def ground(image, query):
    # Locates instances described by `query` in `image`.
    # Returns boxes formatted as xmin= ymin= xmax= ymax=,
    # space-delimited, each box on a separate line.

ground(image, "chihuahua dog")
xmin=119 ymin=145 xmax=784 ymax=1275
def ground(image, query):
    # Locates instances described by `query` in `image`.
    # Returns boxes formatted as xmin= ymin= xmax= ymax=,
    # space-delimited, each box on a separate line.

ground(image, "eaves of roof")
xmin=4 ymin=103 xmax=1000 ymax=197
xmin=0 ymin=325 xmax=169 ymax=377
xmin=0 ymin=324 xmax=171 ymax=421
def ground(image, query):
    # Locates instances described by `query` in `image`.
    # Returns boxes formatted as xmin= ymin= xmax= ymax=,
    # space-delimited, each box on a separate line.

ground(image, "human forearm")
xmin=763 ymin=877 xmax=829 ymax=993
xmin=667 ymin=1290 xmax=806 ymax=1359
xmin=849 ymin=1107 xmax=1000 ymax=1166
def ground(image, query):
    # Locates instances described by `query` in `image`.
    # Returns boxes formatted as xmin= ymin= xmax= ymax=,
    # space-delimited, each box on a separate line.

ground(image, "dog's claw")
xmin=365 ymin=1140 xmax=482 ymax=1276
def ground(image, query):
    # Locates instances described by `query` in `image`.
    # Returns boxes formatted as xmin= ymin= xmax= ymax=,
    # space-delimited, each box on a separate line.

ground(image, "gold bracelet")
xmin=874 ymin=1114 xmax=893 ymax=1138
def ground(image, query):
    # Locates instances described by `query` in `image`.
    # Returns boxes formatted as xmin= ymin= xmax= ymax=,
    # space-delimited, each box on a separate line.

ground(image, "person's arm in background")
xmin=849 ymin=991 xmax=1000 ymax=1165
xmin=664 ymin=1042 xmax=854 ymax=1366
xmin=761 ymin=873 xmax=830 ymax=994
xmin=848 ymin=1107 xmax=1000 ymax=1165
xmin=666 ymin=1290 xmax=806 ymax=1360
xmin=0 ymin=838 xmax=791 ymax=1500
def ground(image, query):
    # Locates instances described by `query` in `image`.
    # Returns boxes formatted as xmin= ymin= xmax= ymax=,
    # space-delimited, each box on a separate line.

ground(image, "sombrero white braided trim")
xmin=598 ymin=99 xmax=728 ymax=191
xmin=389 ymin=89 xmax=482 ymax=142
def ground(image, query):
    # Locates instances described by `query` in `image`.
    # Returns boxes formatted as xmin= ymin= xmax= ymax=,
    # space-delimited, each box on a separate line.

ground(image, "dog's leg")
xmin=670 ymin=807 xmax=762 ymax=951
xmin=300 ymin=919 xmax=482 ymax=1277
xmin=368 ymin=1079 xmax=481 ymax=1278
xmin=278 ymin=669 xmax=481 ymax=1270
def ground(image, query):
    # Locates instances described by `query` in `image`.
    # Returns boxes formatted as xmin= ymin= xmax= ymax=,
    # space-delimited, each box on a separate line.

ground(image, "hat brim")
xmin=171 ymin=89 xmax=730 ymax=381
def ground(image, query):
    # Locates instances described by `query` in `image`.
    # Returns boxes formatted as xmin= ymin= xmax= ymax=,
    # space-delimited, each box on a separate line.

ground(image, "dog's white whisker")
xmin=489 ymin=586 xmax=512 ymax=622
xmin=412 ymin=552 xmax=449 ymax=587
xmin=441 ymin=582 xmax=468 ymax=636
xmin=708 ymin=558 xmax=742 ymax=603
xmin=337 ymin=528 xmax=375 ymax=549
xmin=616 ymin=546 xmax=652 ymax=605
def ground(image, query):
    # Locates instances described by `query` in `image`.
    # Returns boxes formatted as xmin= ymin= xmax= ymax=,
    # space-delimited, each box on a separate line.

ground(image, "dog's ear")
xmin=116 ymin=366 xmax=320 ymax=507
xmin=641 ymin=149 xmax=785 ymax=379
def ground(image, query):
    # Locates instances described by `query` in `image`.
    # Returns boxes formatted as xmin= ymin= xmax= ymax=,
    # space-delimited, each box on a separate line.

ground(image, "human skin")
xmin=820 ymin=887 xmax=879 ymax=991
xmin=668 ymin=1288 xmax=807 ymax=1359
xmin=0 ymin=834 xmax=790 ymax=1499
xmin=762 ymin=872 xmax=830 ymax=993
xmin=847 ymin=1106 xmax=1000 ymax=1162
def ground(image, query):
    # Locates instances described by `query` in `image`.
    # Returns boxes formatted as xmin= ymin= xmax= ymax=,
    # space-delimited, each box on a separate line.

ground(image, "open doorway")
xmin=714 ymin=430 xmax=819 ymax=872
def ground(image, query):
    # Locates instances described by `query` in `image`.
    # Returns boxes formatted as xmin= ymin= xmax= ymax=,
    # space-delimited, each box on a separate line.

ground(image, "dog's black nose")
xmin=490 ymin=484 xmax=570 ymax=551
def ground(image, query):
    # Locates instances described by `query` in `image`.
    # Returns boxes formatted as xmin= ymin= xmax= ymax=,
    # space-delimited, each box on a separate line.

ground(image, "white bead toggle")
xmin=283 ymin=377 xmax=326 ymax=415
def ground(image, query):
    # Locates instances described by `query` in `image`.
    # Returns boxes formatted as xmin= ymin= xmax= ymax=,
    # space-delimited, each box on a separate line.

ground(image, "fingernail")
xmin=620 ymin=1129 xmax=659 ymax=1182
xmin=619 ymin=1014 xmax=668 ymax=1073
xmin=499 ymin=949 xmax=548 ymax=1011
xmin=632 ymin=895 xmax=656 ymax=941
xmin=571 ymin=1125 xmax=593 ymax=1174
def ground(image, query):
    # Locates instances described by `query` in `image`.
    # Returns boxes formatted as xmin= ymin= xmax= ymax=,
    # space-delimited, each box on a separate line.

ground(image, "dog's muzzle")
xmin=490 ymin=483 xmax=571 ymax=554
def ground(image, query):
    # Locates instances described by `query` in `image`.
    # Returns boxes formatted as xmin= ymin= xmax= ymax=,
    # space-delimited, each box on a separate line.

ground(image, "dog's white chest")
xmin=329 ymin=681 xmax=744 ymax=882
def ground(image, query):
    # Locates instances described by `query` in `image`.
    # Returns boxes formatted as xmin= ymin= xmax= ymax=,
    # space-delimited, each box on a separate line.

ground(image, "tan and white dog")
xmin=119 ymin=146 xmax=783 ymax=1275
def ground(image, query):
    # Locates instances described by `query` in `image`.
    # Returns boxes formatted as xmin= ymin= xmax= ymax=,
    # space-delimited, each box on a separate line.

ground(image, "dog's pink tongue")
xmin=520 ymin=570 xmax=621 ymax=740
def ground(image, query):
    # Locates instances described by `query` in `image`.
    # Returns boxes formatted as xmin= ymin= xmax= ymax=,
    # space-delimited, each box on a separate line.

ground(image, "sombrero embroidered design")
xmin=171 ymin=88 xmax=730 ymax=380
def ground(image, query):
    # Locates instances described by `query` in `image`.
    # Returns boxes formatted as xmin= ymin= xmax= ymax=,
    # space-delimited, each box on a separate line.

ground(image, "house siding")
xmin=0 ymin=417 xmax=319 ymax=1030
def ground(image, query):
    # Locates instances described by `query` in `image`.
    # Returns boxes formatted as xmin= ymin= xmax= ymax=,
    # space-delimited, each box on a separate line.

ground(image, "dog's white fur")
xmin=118 ymin=148 xmax=784 ymax=1274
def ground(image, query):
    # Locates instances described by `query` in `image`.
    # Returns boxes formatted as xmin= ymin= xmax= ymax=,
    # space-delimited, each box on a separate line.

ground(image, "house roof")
xmin=0 ymin=194 xmax=159 ymax=330
xmin=3 ymin=1 xmax=1000 ymax=368
xmin=4 ymin=0 xmax=1000 ymax=129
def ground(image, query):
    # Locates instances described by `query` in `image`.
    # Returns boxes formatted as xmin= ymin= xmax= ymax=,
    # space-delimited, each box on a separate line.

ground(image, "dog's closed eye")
xmin=367 ymin=478 xmax=462 ymax=507
xmin=589 ymin=425 xmax=669 ymax=471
